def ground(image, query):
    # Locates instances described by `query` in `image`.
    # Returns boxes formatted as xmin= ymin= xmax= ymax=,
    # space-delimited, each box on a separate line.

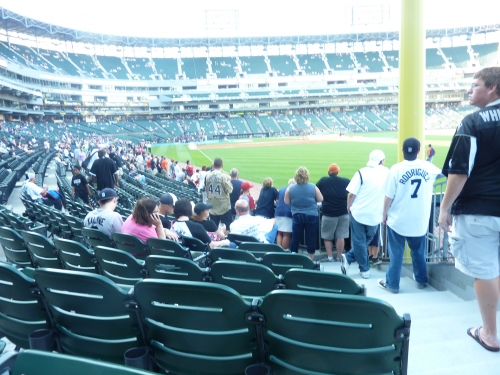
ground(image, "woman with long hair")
xmin=121 ymin=197 xmax=166 ymax=242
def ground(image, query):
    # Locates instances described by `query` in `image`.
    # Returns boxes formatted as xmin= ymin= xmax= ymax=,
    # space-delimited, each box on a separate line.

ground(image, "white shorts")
xmin=450 ymin=215 xmax=500 ymax=279
xmin=275 ymin=216 xmax=292 ymax=233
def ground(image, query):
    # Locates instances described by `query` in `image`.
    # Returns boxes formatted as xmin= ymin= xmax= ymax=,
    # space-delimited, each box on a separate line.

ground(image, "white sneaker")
xmin=359 ymin=271 xmax=370 ymax=279
xmin=340 ymin=254 xmax=349 ymax=275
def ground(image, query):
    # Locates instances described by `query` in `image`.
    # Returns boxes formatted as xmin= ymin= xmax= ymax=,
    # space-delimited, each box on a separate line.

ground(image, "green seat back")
xmin=146 ymin=238 xmax=190 ymax=258
xmin=63 ymin=213 xmax=84 ymax=242
xmin=0 ymin=226 xmax=32 ymax=267
xmin=227 ymin=233 xmax=259 ymax=247
xmin=53 ymin=238 xmax=98 ymax=273
xmin=51 ymin=211 xmax=73 ymax=239
xmin=12 ymin=350 xmax=156 ymax=375
xmin=81 ymin=227 xmax=115 ymax=249
xmin=210 ymin=261 xmax=281 ymax=299
xmin=0 ymin=263 xmax=49 ymax=349
xmin=112 ymin=232 xmax=149 ymax=260
xmin=133 ymin=279 xmax=258 ymax=375
xmin=94 ymin=246 xmax=144 ymax=287
xmin=144 ymin=255 xmax=205 ymax=281
xmin=19 ymin=230 xmax=62 ymax=269
xmin=208 ymin=248 xmax=259 ymax=264
xmin=259 ymin=290 xmax=410 ymax=375
xmin=33 ymin=268 xmax=144 ymax=363
xmin=182 ymin=235 xmax=209 ymax=253
xmin=238 ymin=242 xmax=285 ymax=258
xmin=261 ymin=252 xmax=316 ymax=276
xmin=283 ymin=269 xmax=365 ymax=296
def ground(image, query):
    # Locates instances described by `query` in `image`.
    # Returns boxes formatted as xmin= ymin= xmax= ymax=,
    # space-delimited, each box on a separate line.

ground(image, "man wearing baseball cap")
xmin=378 ymin=137 xmax=442 ymax=294
xmin=316 ymin=163 xmax=351 ymax=262
xmin=158 ymin=193 xmax=177 ymax=229
xmin=83 ymin=188 xmax=123 ymax=238
xmin=341 ymin=150 xmax=389 ymax=279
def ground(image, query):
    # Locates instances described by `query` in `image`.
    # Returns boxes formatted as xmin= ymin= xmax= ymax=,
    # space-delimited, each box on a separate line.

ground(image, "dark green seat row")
xmin=0 ymin=265 xmax=410 ymax=375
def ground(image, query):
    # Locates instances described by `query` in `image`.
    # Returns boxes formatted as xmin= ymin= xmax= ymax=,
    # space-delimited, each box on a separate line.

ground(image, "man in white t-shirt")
xmin=230 ymin=199 xmax=278 ymax=243
xmin=341 ymin=150 xmax=389 ymax=279
xmin=136 ymin=153 xmax=144 ymax=172
xmin=378 ymin=138 xmax=442 ymax=293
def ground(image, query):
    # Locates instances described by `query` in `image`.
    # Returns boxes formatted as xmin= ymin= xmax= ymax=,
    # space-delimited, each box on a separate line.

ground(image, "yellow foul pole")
xmin=398 ymin=0 xmax=425 ymax=161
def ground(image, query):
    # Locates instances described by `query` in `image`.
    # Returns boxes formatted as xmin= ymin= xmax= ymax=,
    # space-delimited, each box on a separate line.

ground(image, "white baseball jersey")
xmin=347 ymin=165 xmax=390 ymax=226
xmin=385 ymin=159 xmax=441 ymax=236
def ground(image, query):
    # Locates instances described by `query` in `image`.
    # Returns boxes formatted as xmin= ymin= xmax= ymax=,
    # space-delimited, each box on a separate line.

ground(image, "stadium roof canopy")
xmin=1 ymin=7 xmax=499 ymax=48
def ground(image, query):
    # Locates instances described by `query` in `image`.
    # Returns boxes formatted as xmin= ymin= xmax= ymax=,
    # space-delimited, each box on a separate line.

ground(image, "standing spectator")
xmin=121 ymin=198 xmax=166 ymax=242
xmin=136 ymin=153 xmax=144 ymax=172
xmin=316 ymin=163 xmax=350 ymax=262
xmin=438 ymin=67 xmax=500 ymax=352
xmin=275 ymin=178 xmax=295 ymax=251
xmin=199 ymin=165 xmax=208 ymax=202
xmin=186 ymin=160 xmax=194 ymax=177
xmin=161 ymin=156 xmax=169 ymax=177
xmin=169 ymin=159 xmax=176 ymax=179
xmin=255 ymin=177 xmax=278 ymax=219
xmin=285 ymin=166 xmax=323 ymax=260
xmin=205 ymin=157 xmax=233 ymax=229
xmin=78 ymin=148 xmax=86 ymax=166
xmin=229 ymin=168 xmax=242 ymax=218
xmin=83 ymin=188 xmax=122 ymax=238
xmin=378 ymin=138 xmax=441 ymax=293
xmin=426 ymin=144 xmax=436 ymax=163
xmin=90 ymin=149 xmax=119 ymax=190
xmin=239 ymin=181 xmax=255 ymax=213
xmin=71 ymin=165 xmax=92 ymax=206
xmin=341 ymin=150 xmax=389 ymax=279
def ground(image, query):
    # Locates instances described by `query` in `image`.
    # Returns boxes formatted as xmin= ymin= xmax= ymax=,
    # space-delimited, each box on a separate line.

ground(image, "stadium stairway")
xmin=321 ymin=262 xmax=500 ymax=375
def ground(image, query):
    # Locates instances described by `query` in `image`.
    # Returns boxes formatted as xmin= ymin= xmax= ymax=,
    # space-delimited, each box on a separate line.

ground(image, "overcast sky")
xmin=0 ymin=0 xmax=497 ymax=38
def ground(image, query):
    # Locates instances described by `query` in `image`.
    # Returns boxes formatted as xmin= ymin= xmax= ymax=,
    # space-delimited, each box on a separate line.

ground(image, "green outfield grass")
xmin=152 ymin=134 xmax=452 ymax=187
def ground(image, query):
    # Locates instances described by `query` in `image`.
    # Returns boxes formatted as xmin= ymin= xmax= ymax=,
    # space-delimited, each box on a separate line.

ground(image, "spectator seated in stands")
xmin=171 ymin=198 xmax=233 ymax=249
xmin=191 ymin=202 xmax=234 ymax=246
xmin=121 ymin=197 xmax=166 ymax=242
xmin=23 ymin=172 xmax=63 ymax=210
xmin=83 ymin=188 xmax=123 ymax=238
xmin=230 ymin=199 xmax=278 ymax=244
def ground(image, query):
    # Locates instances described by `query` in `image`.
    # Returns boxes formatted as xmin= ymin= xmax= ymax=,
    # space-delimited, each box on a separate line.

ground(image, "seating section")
xmin=326 ymin=52 xmax=355 ymax=70
xmin=426 ymin=48 xmax=446 ymax=70
xmin=354 ymin=51 xmax=385 ymax=72
xmin=152 ymin=58 xmax=179 ymax=80
xmin=268 ymin=55 xmax=297 ymax=76
xmin=124 ymin=57 xmax=154 ymax=80
xmin=441 ymin=46 xmax=470 ymax=68
xmin=181 ymin=57 xmax=209 ymax=79
xmin=211 ymin=57 xmax=238 ymax=78
xmin=67 ymin=53 xmax=102 ymax=78
xmin=384 ymin=50 xmax=399 ymax=68
xmin=96 ymin=56 xmax=129 ymax=79
xmin=473 ymin=43 xmax=499 ymax=67
xmin=297 ymin=54 xmax=326 ymax=74
xmin=240 ymin=56 xmax=268 ymax=74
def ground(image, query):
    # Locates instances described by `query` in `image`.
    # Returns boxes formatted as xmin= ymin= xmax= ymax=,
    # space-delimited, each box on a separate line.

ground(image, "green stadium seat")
xmin=133 ymin=279 xmax=260 ymax=375
xmin=259 ymin=290 xmax=411 ymax=375
xmin=33 ymin=268 xmax=144 ymax=363
xmin=261 ymin=252 xmax=319 ymax=276
xmin=0 ymin=263 xmax=50 ymax=349
xmin=112 ymin=232 xmax=149 ymax=260
xmin=94 ymin=246 xmax=144 ymax=288
xmin=282 ymin=269 xmax=366 ymax=296
xmin=0 ymin=226 xmax=33 ymax=267
xmin=20 ymin=230 xmax=62 ymax=269
xmin=238 ymin=242 xmax=286 ymax=258
xmin=53 ymin=238 xmax=98 ymax=273
xmin=144 ymin=255 xmax=208 ymax=281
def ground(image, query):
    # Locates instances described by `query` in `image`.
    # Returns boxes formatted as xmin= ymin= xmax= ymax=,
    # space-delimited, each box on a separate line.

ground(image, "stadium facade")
xmin=0 ymin=7 xmax=498 ymax=141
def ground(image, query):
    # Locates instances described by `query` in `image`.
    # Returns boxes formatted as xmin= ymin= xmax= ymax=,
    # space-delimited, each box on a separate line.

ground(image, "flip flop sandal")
xmin=467 ymin=327 xmax=500 ymax=352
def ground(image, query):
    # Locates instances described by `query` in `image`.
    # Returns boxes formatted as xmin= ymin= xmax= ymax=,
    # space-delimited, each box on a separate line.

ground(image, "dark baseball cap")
xmin=98 ymin=188 xmax=118 ymax=201
xmin=194 ymin=202 xmax=213 ymax=215
xmin=402 ymin=137 xmax=420 ymax=161
xmin=159 ymin=193 xmax=174 ymax=206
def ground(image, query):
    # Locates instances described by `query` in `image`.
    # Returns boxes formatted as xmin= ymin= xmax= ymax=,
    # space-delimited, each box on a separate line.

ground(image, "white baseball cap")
xmin=366 ymin=150 xmax=386 ymax=167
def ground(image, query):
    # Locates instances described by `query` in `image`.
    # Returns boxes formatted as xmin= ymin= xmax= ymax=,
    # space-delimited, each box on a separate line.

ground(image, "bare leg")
xmin=336 ymin=238 xmax=345 ymax=259
xmin=308 ymin=252 xmax=315 ymax=261
xmin=276 ymin=231 xmax=283 ymax=247
xmin=368 ymin=245 xmax=379 ymax=258
xmin=281 ymin=232 xmax=291 ymax=250
xmin=324 ymin=239 xmax=334 ymax=258
xmin=473 ymin=277 xmax=500 ymax=348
